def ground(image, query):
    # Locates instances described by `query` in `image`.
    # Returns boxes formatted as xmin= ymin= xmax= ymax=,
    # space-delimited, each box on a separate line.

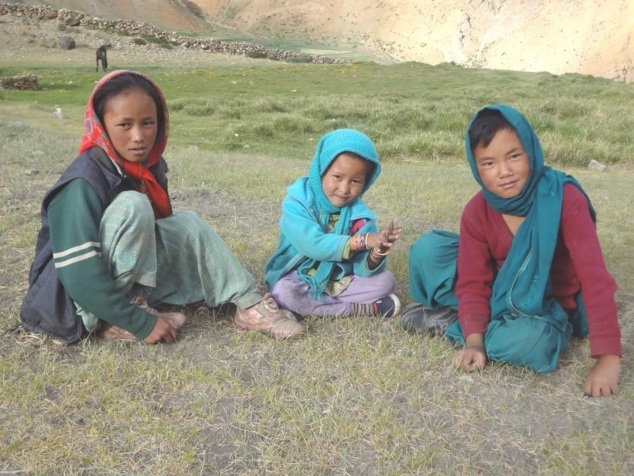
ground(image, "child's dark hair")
xmin=93 ymin=73 xmax=165 ymax=144
xmin=468 ymin=108 xmax=514 ymax=152
xmin=364 ymin=159 xmax=377 ymax=183
xmin=325 ymin=152 xmax=376 ymax=183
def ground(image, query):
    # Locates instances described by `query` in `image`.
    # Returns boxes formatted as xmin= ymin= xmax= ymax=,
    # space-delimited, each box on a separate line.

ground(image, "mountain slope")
xmin=12 ymin=0 xmax=634 ymax=81
xmin=195 ymin=0 xmax=633 ymax=82
xmin=12 ymin=0 xmax=212 ymax=33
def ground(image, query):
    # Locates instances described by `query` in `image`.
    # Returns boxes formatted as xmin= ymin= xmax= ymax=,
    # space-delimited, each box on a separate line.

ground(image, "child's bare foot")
xmin=130 ymin=295 xmax=186 ymax=329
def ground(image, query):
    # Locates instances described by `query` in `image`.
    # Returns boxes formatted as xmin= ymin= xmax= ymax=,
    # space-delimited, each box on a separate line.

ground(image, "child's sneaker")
xmin=353 ymin=294 xmax=402 ymax=318
xmin=374 ymin=294 xmax=401 ymax=318
xmin=234 ymin=293 xmax=305 ymax=339
xmin=400 ymin=303 xmax=458 ymax=335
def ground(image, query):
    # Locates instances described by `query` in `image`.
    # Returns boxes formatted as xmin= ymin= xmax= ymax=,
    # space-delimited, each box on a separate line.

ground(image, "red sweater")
xmin=456 ymin=184 xmax=621 ymax=357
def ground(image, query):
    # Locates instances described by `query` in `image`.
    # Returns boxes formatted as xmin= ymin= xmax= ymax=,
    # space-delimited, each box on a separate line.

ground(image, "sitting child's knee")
xmin=486 ymin=318 xmax=567 ymax=373
xmin=372 ymin=270 xmax=396 ymax=292
xmin=116 ymin=191 xmax=153 ymax=210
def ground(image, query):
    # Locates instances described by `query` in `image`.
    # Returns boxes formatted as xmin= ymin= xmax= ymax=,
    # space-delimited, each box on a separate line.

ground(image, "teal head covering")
xmin=462 ymin=105 xmax=595 ymax=371
xmin=299 ymin=129 xmax=381 ymax=298
xmin=308 ymin=128 xmax=381 ymax=211
xmin=465 ymin=104 xmax=545 ymax=216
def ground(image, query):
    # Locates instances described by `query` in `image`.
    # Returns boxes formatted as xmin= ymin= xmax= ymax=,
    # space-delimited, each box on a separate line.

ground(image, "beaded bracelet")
xmin=351 ymin=233 xmax=370 ymax=252
xmin=359 ymin=233 xmax=366 ymax=251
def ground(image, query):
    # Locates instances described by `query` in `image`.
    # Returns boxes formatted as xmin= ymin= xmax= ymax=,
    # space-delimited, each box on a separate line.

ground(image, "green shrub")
xmin=246 ymin=51 xmax=268 ymax=59
xmin=286 ymin=54 xmax=313 ymax=63
xmin=141 ymin=35 xmax=170 ymax=47
xmin=273 ymin=115 xmax=315 ymax=133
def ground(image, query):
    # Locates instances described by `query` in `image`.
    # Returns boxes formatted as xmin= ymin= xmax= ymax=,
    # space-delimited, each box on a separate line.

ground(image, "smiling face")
xmin=473 ymin=127 xmax=531 ymax=199
xmin=321 ymin=152 xmax=368 ymax=208
xmin=102 ymin=88 xmax=158 ymax=163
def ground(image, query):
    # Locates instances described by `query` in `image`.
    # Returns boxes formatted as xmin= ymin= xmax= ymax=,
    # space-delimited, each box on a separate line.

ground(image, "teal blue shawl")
xmin=298 ymin=129 xmax=381 ymax=299
xmin=466 ymin=105 xmax=595 ymax=330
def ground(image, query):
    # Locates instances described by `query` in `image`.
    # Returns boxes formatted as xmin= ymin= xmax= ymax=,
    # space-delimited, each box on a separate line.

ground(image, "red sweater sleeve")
xmin=456 ymin=193 xmax=496 ymax=337
xmin=559 ymin=185 xmax=621 ymax=357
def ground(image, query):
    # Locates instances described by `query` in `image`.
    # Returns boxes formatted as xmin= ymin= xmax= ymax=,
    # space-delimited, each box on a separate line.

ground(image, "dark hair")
xmin=468 ymin=108 xmax=514 ymax=153
xmin=324 ymin=152 xmax=376 ymax=183
xmin=364 ymin=159 xmax=377 ymax=183
xmin=93 ymin=73 xmax=165 ymax=145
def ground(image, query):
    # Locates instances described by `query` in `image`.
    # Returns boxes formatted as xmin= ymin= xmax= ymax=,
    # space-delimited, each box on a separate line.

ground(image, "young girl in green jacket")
xmin=21 ymin=70 xmax=304 ymax=344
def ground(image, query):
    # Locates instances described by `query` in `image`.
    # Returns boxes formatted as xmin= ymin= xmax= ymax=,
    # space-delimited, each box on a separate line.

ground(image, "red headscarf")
xmin=79 ymin=70 xmax=172 ymax=218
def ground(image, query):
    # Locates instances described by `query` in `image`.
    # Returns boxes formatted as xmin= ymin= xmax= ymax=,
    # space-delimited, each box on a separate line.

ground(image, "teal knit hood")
xmin=308 ymin=128 xmax=381 ymax=212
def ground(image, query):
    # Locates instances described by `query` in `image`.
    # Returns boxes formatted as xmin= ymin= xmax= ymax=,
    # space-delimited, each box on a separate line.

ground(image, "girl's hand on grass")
xmin=454 ymin=333 xmax=486 ymax=372
xmin=584 ymin=354 xmax=620 ymax=397
xmin=453 ymin=346 xmax=487 ymax=372
xmin=143 ymin=317 xmax=178 ymax=344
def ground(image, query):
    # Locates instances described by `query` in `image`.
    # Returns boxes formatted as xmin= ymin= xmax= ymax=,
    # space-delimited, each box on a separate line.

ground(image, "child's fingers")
xmin=381 ymin=219 xmax=395 ymax=236
xmin=453 ymin=349 xmax=465 ymax=368
xmin=385 ymin=223 xmax=402 ymax=243
xmin=386 ymin=232 xmax=401 ymax=244
xmin=455 ymin=348 xmax=486 ymax=372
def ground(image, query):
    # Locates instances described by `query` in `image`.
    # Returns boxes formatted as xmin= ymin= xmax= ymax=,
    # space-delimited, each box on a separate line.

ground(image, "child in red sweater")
xmin=404 ymin=104 xmax=621 ymax=397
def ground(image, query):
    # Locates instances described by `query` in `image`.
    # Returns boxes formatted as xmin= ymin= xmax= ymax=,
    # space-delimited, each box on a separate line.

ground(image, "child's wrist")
xmin=370 ymin=247 xmax=389 ymax=260
xmin=350 ymin=232 xmax=370 ymax=252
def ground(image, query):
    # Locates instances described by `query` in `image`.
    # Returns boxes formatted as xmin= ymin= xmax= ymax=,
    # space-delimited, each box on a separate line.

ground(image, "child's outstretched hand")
xmin=584 ymin=354 xmax=620 ymax=397
xmin=368 ymin=219 xmax=402 ymax=251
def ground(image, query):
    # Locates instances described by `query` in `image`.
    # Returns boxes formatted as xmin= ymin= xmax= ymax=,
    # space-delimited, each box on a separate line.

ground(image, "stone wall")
xmin=1 ymin=74 xmax=39 ymax=90
xmin=0 ymin=4 xmax=344 ymax=64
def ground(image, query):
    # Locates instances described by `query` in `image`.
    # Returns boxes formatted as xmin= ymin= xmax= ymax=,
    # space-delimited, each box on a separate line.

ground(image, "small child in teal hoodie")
xmin=265 ymin=129 xmax=402 ymax=318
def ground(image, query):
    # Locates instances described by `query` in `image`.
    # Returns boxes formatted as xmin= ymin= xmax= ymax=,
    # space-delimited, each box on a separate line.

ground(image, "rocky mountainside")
xmin=0 ymin=4 xmax=342 ymax=65
xmin=10 ymin=0 xmax=634 ymax=82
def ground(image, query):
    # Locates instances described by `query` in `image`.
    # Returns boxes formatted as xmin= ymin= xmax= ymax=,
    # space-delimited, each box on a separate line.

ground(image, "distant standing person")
xmin=403 ymin=104 xmax=621 ymax=397
xmin=21 ymin=70 xmax=305 ymax=344
xmin=96 ymin=45 xmax=108 ymax=72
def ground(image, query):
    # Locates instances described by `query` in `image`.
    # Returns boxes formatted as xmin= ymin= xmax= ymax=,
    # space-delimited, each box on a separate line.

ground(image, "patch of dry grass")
xmin=2 ymin=131 xmax=632 ymax=474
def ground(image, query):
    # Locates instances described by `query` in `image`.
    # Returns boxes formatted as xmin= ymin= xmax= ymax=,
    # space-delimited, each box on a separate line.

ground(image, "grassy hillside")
xmin=2 ymin=62 xmax=633 ymax=166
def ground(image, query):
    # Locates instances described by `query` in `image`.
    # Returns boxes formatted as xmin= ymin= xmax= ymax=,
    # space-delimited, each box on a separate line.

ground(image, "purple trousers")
xmin=270 ymin=270 xmax=395 ymax=317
